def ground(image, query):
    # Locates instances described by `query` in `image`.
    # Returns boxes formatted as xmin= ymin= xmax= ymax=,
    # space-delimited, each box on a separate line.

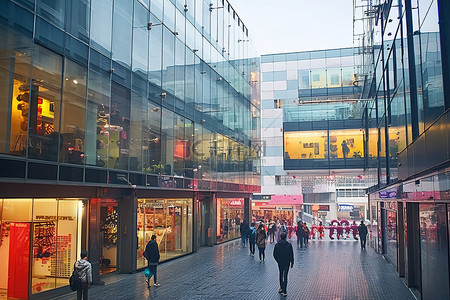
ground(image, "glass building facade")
xmin=355 ymin=0 xmax=450 ymax=299
xmin=0 ymin=0 xmax=260 ymax=297
xmin=257 ymin=48 xmax=371 ymax=226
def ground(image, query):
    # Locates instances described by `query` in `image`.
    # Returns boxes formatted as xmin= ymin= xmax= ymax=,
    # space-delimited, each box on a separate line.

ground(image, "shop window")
xmin=0 ymin=198 xmax=86 ymax=298
xmin=329 ymin=129 xmax=364 ymax=159
xmin=109 ymin=83 xmax=130 ymax=170
xmin=0 ymin=32 xmax=32 ymax=157
xmin=216 ymin=198 xmax=244 ymax=243
xmin=60 ymin=59 xmax=87 ymax=164
xmin=27 ymin=45 xmax=62 ymax=162
xmin=137 ymin=198 xmax=193 ymax=269
xmin=284 ymin=131 xmax=327 ymax=160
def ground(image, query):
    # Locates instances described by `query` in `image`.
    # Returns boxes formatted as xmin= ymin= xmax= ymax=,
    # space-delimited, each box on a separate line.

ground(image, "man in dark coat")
xmin=144 ymin=234 xmax=161 ymax=287
xmin=358 ymin=221 xmax=368 ymax=249
xmin=240 ymin=219 xmax=249 ymax=246
xmin=273 ymin=232 xmax=294 ymax=297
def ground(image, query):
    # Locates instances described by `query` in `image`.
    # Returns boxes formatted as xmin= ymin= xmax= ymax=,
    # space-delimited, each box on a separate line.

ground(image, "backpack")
xmin=69 ymin=265 xmax=82 ymax=291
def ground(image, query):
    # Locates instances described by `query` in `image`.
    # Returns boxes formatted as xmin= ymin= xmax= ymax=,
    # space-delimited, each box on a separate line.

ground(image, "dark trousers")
xmin=77 ymin=282 xmax=89 ymax=300
xmin=249 ymin=242 xmax=255 ymax=255
xmin=241 ymin=235 xmax=247 ymax=246
xmin=258 ymin=247 xmax=265 ymax=260
xmin=360 ymin=237 xmax=367 ymax=249
xmin=148 ymin=264 xmax=157 ymax=283
xmin=278 ymin=264 xmax=290 ymax=294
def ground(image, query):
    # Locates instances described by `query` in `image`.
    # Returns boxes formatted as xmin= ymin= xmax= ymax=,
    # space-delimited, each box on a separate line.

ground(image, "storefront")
xmin=252 ymin=195 xmax=302 ymax=225
xmin=136 ymin=198 xmax=193 ymax=269
xmin=0 ymin=198 xmax=87 ymax=299
xmin=216 ymin=198 xmax=244 ymax=243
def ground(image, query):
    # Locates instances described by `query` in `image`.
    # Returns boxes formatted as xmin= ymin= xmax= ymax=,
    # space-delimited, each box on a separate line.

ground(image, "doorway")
xmin=99 ymin=198 xmax=119 ymax=275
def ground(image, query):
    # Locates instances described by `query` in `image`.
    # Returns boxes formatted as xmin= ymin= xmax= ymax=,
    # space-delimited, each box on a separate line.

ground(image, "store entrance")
xmin=99 ymin=199 xmax=119 ymax=275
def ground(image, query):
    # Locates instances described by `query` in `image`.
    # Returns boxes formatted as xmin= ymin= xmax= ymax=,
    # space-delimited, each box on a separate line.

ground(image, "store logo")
xmin=338 ymin=204 xmax=354 ymax=212
xmin=229 ymin=200 xmax=242 ymax=207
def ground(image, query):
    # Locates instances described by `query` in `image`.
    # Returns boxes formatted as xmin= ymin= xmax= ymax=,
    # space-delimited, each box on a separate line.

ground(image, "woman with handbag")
xmin=143 ymin=234 xmax=160 ymax=288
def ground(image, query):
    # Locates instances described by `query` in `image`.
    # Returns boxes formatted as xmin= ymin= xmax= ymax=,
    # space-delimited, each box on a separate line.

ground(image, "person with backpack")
xmin=303 ymin=223 xmax=310 ymax=246
xmin=75 ymin=251 xmax=92 ymax=300
xmin=144 ymin=234 xmax=161 ymax=287
xmin=256 ymin=223 xmax=267 ymax=262
xmin=248 ymin=222 xmax=257 ymax=257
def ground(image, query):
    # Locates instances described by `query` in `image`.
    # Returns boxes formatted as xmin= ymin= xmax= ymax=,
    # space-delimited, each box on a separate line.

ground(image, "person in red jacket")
xmin=351 ymin=221 xmax=359 ymax=240
xmin=318 ymin=222 xmax=325 ymax=239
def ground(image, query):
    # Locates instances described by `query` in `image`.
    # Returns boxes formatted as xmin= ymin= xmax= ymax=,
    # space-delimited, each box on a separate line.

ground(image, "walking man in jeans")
xmin=144 ymin=234 xmax=161 ymax=287
xmin=273 ymin=232 xmax=294 ymax=297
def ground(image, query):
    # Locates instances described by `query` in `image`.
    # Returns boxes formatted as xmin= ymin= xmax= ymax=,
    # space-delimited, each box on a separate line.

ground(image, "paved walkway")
xmin=55 ymin=238 xmax=415 ymax=300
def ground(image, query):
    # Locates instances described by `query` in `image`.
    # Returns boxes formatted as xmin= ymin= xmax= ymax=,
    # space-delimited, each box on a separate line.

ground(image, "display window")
xmin=136 ymin=198 xmax=193 ymax=269
xmin=252 ymin=209 xmax=294 ymax=225
xmin=100 ymin=199 xmax=118 ymax=275
xmin=284 ymin=131 xmax=327 ymax=159
xmin=0 ymin=198 xmax=87 ymax=298
xmin=216 ymin=198 xmax=244 ymax=243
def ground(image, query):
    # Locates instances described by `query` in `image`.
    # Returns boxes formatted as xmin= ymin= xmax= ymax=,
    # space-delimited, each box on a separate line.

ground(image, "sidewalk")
xmin=54 ymin=238 xmax=415 ymax=300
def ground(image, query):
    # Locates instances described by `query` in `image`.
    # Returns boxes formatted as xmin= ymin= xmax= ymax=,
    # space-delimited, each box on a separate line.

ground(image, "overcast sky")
xmin=230 ymin=0 xmax=354 ymax=55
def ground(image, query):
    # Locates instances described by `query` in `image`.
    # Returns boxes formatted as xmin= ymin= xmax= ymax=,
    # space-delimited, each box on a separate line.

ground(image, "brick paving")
xmin=54 ymin=238 xmax=415 ymax=300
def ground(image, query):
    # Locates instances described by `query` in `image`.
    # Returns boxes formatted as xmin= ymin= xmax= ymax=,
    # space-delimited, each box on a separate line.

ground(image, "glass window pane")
xmin=161 ymin=109 xmax=174 ymax=175
xmin=0 ymin=32 xmax=32 ymax=157
xmin=90 ymin=0 xmax=113 ymax=55
xmin=37 ymin=0 xmax=65 ymax=27
xmin=28 ymin=45 xmax=62 ymax=162
xmin=60 ymin=59 xmax=87 ymax=164
xmin=110 ymin=83 xmax=130 ymax=170
xmin=66 ymin=0 xmax=90 ymax=43
xmin=284 ymin=131 xmax=328 ymax=160
xmin=32 ymin=199 xmax=57 ymax=294
xmin=112 ymin=0 xmax=133 ymax=66
xmin=85 ymin=57 xmax=111 ymax=167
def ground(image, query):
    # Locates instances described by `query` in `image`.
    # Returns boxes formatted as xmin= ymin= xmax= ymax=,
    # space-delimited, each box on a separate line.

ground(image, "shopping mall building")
xmin=355 ymin=0 xmax=450 ymax=298
xmin=0 ymin=0 xmax=260 ymax=298
xmin=255 ymin=48 xmax=375 ymax=226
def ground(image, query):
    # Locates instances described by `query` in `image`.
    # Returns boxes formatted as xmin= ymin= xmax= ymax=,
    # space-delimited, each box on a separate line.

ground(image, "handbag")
xmin=144 ymin=267 xmax=154 ymax=278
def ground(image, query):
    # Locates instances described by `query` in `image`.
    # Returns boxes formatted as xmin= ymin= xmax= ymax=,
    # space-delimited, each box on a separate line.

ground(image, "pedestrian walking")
xmin=351 ymin=221 xmax=359 ymax=240
xmin=240 ymin=219 xmax=249 ymax=246
xmin=295 ymin=221 xmax=303 ymax=248
xmin=358 ymin=221 xmax=368 ymax=249
xmin=318 ymin=222 xmax=324 ymax=239
xmin=144 ymin=234 xmax=161 ymax=287
xmin=248 ymin=222 xmax=257 ymax=256
xmin=75 ymin=251 xmax=92 ymax=300
xmin=273 ymin=232 xmax=294 ymax=297
xmin=303 ymin=223 xmax=310 ymax=246
xmin=274 ymin=221 xmax=281 ymax=243
xmin=268 ymin=220 xmax=275 ymax=243
xmin=256 ymin=223 xmax=267 ymax=262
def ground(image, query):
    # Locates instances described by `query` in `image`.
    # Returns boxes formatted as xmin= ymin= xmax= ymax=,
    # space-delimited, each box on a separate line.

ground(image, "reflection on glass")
xmin=28 ymin=46 xmax=62 ymax=162
xmin=419 ymin=204 xmax=449 ymax=299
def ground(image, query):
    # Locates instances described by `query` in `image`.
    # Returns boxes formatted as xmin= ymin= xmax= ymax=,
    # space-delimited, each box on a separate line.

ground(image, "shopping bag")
xmin=144 ymin=267 xmax=154 ymax=278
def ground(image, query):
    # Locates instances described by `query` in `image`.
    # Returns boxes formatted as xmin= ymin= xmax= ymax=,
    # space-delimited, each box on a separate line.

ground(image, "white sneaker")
xmin=153 ymin=283 xmax=160 ymax=287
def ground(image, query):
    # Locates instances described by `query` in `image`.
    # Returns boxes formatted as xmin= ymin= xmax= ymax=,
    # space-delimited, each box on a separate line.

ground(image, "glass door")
xmin=99 ymin=199 xmax=118 ymax=275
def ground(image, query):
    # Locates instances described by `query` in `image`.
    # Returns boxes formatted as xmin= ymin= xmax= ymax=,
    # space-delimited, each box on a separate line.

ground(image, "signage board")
xmin=338 ymin=204 xmax=354 ymax=212
xmin=379 ymin=191 xmax=397 ymax=199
